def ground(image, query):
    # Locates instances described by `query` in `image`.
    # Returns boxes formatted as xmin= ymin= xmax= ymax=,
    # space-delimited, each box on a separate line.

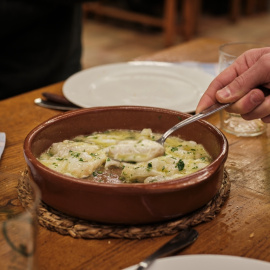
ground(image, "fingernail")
xmin=250 ymin=91 xmax=264 ymax=105
xmin=217 ymin=87 xmax=231 ymax=99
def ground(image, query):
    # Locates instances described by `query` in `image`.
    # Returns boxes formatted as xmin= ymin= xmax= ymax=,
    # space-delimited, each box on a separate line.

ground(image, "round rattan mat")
xmin=18 ymin=168 xmax=230 ymax=239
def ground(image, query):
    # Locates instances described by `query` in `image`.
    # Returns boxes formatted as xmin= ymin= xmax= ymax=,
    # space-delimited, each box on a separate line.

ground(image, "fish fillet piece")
xmin=120 ymin=155 xmax=185 ymax=182
xmin=107 ymin=139 xmax=165 ymax=162
xmin=39 ymin=140 xmax=107 ymax=178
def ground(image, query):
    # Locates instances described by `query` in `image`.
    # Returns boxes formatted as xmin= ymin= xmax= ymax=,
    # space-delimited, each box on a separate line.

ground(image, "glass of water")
xmin=218 ymin=42 xmax=267 ymax=137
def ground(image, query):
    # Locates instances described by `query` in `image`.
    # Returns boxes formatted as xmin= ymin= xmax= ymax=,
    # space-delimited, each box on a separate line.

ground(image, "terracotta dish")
xmin=24 ymin=106 xmax=228 ymax=225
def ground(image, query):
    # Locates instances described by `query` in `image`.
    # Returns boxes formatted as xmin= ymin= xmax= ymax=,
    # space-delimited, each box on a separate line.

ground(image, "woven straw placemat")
xmin=18 ymin=168 xmax=230 ymax=239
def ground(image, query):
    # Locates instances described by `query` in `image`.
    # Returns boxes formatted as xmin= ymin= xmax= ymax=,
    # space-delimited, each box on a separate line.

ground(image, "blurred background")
xmin=82 ymin=0 xmax=270 ymax=69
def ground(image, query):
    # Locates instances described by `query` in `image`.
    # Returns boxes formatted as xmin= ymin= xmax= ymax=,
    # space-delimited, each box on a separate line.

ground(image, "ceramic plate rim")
xmin=124 ymin=254 xmax=270 ymax=270
xmin=63 ymin=61 xmax=214 ymax=113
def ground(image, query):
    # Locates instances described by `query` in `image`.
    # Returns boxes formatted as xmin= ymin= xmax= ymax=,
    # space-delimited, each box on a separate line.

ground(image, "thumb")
xmin=216 ymin=75 xmax=248 ymax=103
xmin=217 ymin=54 xmax=270 ymax=103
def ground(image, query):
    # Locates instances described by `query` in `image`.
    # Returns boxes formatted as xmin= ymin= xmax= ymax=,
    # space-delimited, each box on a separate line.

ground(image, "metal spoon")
xmin=156 ymin=102 xmax=230 ymax=146
xmin=157 ymin=85 xmax=270 ymax=145
xmin=135 ymin=228 xmax=198 ymax=270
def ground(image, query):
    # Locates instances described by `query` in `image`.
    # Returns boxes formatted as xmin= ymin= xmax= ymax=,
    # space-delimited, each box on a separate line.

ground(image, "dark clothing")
xmin=0 ymin=0 xmax=83 ymax=100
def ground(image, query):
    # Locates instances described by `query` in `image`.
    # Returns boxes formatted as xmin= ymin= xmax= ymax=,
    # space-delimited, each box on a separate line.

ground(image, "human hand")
xmin=196 ymin=47 xmax=270 ymax=123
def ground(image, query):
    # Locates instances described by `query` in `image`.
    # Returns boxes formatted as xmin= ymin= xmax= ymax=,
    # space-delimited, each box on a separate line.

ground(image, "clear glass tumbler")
xmin=218 ymin=42 xmax=267 ymax=137
xmin=0 ymin=175 xmax=40 ymax=270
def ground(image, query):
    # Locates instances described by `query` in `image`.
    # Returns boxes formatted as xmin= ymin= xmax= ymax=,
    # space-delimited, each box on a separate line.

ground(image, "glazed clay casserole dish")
xmin=24 ymin=106 xmax=228 ymax=225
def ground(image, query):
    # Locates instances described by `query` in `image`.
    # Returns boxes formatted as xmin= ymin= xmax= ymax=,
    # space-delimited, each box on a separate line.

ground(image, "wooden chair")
xmin=83 ymin=0 xmax=267 ymax=47
xmin=83 ymin=0 xmax=201 ymax=47
xmin=230 ymin=0 xmax=268 ymax=22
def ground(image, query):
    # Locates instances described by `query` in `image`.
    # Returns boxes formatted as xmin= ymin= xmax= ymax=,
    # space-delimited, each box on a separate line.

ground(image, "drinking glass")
xmin=0 ymin=175 xmax=40 ymax=270
xmin=218 ymin=42 xmax=267 ymax=137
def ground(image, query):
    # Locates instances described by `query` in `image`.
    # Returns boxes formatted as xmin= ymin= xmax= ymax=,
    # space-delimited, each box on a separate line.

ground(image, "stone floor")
xmin=81 ymin=10 xmax=270 ymax=69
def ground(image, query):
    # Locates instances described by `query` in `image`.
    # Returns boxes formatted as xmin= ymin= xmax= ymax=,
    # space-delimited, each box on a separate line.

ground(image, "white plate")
xmin=124 ymin=255 xmax=270 ymax=270
xmin=63 ymin=62 xmax=214 ymax=113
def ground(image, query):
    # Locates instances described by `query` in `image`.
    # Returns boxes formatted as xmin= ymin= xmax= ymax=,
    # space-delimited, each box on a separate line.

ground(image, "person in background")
xmin=196 ymin=47 xmax=270 ymax=123
xmin=0 ymin=0 xmax=87 ymax=100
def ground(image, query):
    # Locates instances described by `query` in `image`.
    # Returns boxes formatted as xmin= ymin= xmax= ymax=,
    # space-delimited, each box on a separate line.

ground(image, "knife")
xmin=34 ymin=98 xmax=80 ymax=111
xmin=0 ymin=132 xmax=6 ymax=159
xmin=135 ymin=228 xmax=198 ymax=270
xmin=34 ymin=92 xmax=81 ymax=111
xmin=41 ymin=92 xmax=78 ymax=106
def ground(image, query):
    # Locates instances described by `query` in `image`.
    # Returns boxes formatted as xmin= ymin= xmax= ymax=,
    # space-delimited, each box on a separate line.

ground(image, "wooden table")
xmin=1 ymin=38 xmax=270 ymax=269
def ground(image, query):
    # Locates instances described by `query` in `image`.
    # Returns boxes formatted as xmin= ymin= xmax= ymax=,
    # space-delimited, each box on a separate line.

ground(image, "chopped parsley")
xmin=147 ymin=162 xmax=153 ymax=171
xmin=69 ymin=150 xmax=80 ymax=158
xmin=149 ymin=179 xmax=158 ymax=183
xmin=176 ymin=159 xmax=185 ymax=171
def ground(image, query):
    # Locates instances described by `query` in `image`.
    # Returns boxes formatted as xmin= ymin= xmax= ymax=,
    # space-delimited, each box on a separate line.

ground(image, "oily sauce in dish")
xmin=38 ymin=129 xmax=212 ymax=184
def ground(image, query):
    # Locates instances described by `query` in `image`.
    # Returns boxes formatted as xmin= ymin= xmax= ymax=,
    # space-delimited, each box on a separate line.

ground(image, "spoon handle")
xmin=158 ymin=103 xmax=230 ymax=145
xmin=135 ymin=228 xmax=198 ymax=270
